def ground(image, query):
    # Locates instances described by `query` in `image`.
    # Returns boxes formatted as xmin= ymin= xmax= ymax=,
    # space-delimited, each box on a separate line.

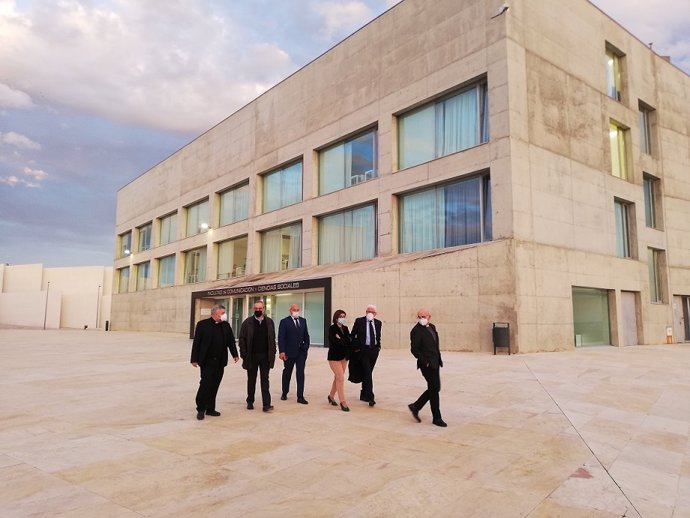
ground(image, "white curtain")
xmin=261 ymin=229 xmax=282 ymax=272
xmin=285 ymin=224 xmax=302 ymax=268
xmin=319 ymin=205 xmax=375 ymax=264
xmin=400 ymin=189 xmax=444 ymax=252
xmin=436 ymin=88 xmax=478 ymax=157
xmin=320 ymin=145 xmax=345 ymax=194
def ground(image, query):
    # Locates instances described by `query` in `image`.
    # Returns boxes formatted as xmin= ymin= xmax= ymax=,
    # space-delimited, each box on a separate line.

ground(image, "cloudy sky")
xmin=1 ymin=0 xmax=688 ymax=267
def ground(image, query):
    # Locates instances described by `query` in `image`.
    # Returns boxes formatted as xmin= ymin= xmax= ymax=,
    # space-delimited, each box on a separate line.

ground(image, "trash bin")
xmin=492 ymin=322 xmax=510 ymax=355
xmin=105 ymin=320 xmax=110 ymax=331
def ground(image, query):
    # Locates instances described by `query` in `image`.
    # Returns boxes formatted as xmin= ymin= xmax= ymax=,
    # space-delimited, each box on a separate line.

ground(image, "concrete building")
xmin=112 ymin=0 xmax=690 ymax=352
xmin=0 ymin=263 xmax=112 ymax=330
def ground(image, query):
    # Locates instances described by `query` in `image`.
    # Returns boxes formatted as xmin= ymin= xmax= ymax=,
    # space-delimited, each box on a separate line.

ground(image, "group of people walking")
xmin=190 ymin=302 xmax=447 ymax=427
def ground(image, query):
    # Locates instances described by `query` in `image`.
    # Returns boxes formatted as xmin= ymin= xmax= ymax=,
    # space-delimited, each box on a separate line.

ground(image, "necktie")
xmin=368 ymin=320 xmax=375 ymax=347
xmin=294 ymin=318 xmax=299 ymax=328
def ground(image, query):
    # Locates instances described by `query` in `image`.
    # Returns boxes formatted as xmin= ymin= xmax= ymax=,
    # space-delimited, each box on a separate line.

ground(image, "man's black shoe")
xmin=206 ymin=410 xmax=221 ymax=416
xmin=408 ymin=404 xmax=421 ymax=422
xmin=432 ymin=419 xmax=448 ymax=427
xmin=368 ymin=399 xmax=376 ymax=407
xmin=297 ymin=398 xmax=309 ymax=405
xmin=196 ymin=411 xmax=205 ymax=420
xmin=247 ymin=403 xmax=254 ymax=410
xmin=280 ymin=394 xmax=287 ymax=400
xmin=263 ymin=405 xmax=274 ymax=412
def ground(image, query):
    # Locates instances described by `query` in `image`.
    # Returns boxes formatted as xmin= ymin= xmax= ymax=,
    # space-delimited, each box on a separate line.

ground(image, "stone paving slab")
xmin=2 ymin=329 xmax=690 ymax=517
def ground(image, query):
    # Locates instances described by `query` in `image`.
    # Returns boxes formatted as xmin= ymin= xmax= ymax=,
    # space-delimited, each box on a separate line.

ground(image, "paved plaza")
xmin=2 ymin=329 xmax=690 ymax=517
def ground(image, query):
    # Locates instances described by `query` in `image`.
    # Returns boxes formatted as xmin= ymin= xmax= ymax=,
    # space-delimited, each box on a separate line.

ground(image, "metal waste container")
xmin=492 ymin=322 xmax=510 ymax=355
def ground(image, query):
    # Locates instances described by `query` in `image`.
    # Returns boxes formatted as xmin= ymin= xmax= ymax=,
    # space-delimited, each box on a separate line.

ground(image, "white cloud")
xmin=0 ymin=1 xmax=299 ymax=133
xmin=0 ymin=131 xmax=41 ymax=150
xmin=0 ymin=82 xmax=33 ymax=109
xmin=0 ymin=175 xmax=20 ymax=186
xmin=313 ymin=1 xmax=374 ymax=40
xmin=23 ymin=166 xmax=47 ymax=181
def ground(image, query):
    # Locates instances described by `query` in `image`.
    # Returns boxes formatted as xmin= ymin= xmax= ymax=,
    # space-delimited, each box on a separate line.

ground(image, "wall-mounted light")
xmin=200 ymin=223 xmax=210 ymax=231
xmin=124 ymin=249 xmax=131 ymax=256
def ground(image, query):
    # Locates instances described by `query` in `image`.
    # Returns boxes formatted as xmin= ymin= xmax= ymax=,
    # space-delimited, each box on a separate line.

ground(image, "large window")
xmin=319 ymin=204 xmax=376 ymax=265
xmin=117 ymin=266 xmax=130 ymax=293
xmin=186 ymin=199 xmax=209 ymax=237
xmin=648 ymin=248 xmax=665 ymax=303
xmin=262 ymin=162 xmax=302 ymax=212
xmin=261 ymin=223 xmax=301 ymax=272
xmin=606 ymin=46 xmax=623 ymax=101
xmin=136 ymin=261 xmax=151 ymax=291
xmin=609 ymin=122 xmax=628 ymax=180
xmin=158 ymin=255 xmax=175 ymax=287
xmin=217 ymin=236 xmax=248 ymax=279
xmin=118 ymin=231 xmax=132 ymax=258
xmin=219 ymin=182 xmax=249 ymax=226
xmin=614 ymin=200 xmax=633 ymax=258
xmin=184 ymin=247 xmax=207 ymax=284
xmin=572 ymin=287 xmax=611 ymax=346
xmin=643 ymin=174 xmax=661 ymax=229
xmin=399 ymin=174 xmax=492 ymax=253
xmin=398 ymin=81 xmax=489 ymax=169
xmin=319 ymin=129 xmax=377 ymax=194
xmin=137 ymin=222 xmax=152 ymax=252
xmin=639 ymin=102 xmax=654 ymax=155
xmin=159 ymin=212 xmax=177 ymax=245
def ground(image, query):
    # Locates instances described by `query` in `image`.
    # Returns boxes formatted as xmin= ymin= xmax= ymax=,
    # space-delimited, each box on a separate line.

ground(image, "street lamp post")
xmin=96 ymin=284 xmax=102 ymax=329
xmin=43 ymin=281 xmax=50 ymax=330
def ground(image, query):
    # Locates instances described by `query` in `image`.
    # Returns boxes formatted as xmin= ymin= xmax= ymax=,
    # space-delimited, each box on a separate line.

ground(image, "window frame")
xmin=185 ymin=198 xmax=210 ymax=237
xmin=217 ymin=235 xmax=249 ymax=279
xmin=218 ymin=181 xmax=249 ymax=227
xmin=117 ymin=266 xmax=130 ymax=294
xmin=648 ymin=248 xmax=665 ymax=303
xmin=318 ymin=128 xmax=378 ymax=195
xmin=158 ymin=255 xmax=175 ymax=288
xmin=317 ymin=203 xmax=377 ymax=265
xmin=260 ymin=222 xmax=302 ymax=273
xmin=605 ymin=45 xmax=624 ymax=101
xmin=118 ymin=231 xmax=132 ymax=258
xmin=184 ymin=246 xmax=207 ymax=284
xmin=643 ymin=174 xmax=661 ymax=229
xmin=261 ymin=160 xmax=303 ymax=213
xmin=638 ymin=101 xmax=654 ymax=156
xmin=136 ymin=261 xmax=151 ymax=291
xmin=137 ymin=222 xmax=152 ymax=252
xmin=609 ymin=121 xmax=629 ymax=180
xmin=614 ymin=199 xmax=635 ymax=258
xmin=159 ymin=212 xmax=178 ymax=246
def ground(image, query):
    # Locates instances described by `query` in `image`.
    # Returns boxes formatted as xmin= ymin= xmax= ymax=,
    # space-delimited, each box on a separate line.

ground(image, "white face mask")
xmin=220 ymin=313 xmax=228 ymax=322
xmin=366 ymin=312 xmax=374 ymax=321
xmin=418 ymin=318 xmax=428 ymax=327
xmin=291 ymin=311 xmax=300 ymax=318
xmin=337 ymin=317 xmax=346 ymax=325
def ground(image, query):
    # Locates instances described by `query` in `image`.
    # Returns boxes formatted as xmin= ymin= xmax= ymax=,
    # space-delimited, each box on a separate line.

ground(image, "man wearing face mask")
xmin=278 ymin=303 xmax=310 ymax=404
xmin=350 ymin=304 xmax=382 ymax=406
xmin=190 ymin=304 xmax=239 ymax=420
xmin=408 ymin=309 xmax=446 ymax=427
xmin=239 ymin=300 xmax=277 ymax=412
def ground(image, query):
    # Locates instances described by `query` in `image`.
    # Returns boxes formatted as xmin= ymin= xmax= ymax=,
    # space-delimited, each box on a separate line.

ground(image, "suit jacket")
xmin=278 ymin=315 xmax=310 ymax=358
xmin=351 ymin=316 xmax=382 ymax=350
xmin=410 ymin=322 xmax=443 ymax=369
xmin=190 ymin=318 xmax=238 ymax=367
xmin=238 ymin=316 xmax=277 ymax=370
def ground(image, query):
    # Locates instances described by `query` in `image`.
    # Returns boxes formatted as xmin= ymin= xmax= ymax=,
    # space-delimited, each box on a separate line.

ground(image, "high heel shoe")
xmin=340 ymin=403 xmax=350 ymax=412
xmin=327 ymin=395 xmax=338 ymax=406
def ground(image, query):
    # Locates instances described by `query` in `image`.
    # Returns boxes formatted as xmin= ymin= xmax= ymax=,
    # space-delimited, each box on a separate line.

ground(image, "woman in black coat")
xmin=327 ymin=309 xmax=351 ymax=411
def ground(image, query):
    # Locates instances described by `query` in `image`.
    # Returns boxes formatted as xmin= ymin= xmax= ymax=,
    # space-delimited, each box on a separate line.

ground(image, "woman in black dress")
xmin=327 ymin=309 xmax=351 ymax=411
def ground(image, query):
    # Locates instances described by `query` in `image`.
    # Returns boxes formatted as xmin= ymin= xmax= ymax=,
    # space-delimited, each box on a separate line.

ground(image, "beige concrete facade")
xmin=113 ymin=0 xmax=690 ymax=352
xmin=0 ymin=263 xmax=112 ymax=330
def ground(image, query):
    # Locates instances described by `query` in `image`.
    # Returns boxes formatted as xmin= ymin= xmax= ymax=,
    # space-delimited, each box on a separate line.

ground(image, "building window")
xmin=159 ymin=212 xmax=177 ymax=245
xmin=184 ymin=247 xmax=207 ymax=284
xmin=614 ymin=200 xmax=633 ymax=258
xmin=158 ymin=255 xmax=175 ymax=287
xmin=261 ymin=223 xmax=301 ymax=272
xmin=217 ymin=236 xmax=248 ymax=279
xmin=399 ymin=174 xmax=492 ymax=253
xmin=318 ymin=204 xmax=376 ymax=265
xmin=572 ymin=287 xmax=611 ymax=346
xmin=648 ymin=248 xmax=665 ymax=303
xmin=137 ymin=222 xmax=152 ymax=252
xmin=118 ymin=231 xmax=132 ymax=258
xmin=606 ymin=46 xmax=623 ymax=101
xmin=186 ymin=199 xmax=209 ymax=237
xmin=136 ymin=261 xmax=151 ymax=291
xmin=643 ymin=174 xmax=661 ymax=229
xmin=609 ymin=122 xmax=628 ymax=180
xmin=639 ymin=102 xmax=654 ymax=155
xmin=319 ymin=129 xmax=377 ymax=194
xmin=219 ymin=182 xmax=249 ymax=226
xmin=262 ymin=161 xmax=302 ymax=213
xmin=117 ymin=266 xmax=130 ymax=293
xmin=398 ymin=80 xmax=489 ymax=170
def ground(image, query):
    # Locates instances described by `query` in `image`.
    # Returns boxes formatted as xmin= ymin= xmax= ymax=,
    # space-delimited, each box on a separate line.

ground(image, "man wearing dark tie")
xmin=278 ymin=303 xmax=310 ymax=404
xmin=350 ymin=304 xmax=382 ymax=406
xmin=408 ymin=308 xmax=446 ymax=427
xmin=190 ymin=304 xmax=239 ymax=420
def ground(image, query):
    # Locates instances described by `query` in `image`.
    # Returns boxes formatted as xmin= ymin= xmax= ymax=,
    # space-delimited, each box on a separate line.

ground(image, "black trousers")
xmin=412 ymin=364 xmax=441 ymax=420
xmin=196 ymin=359 xmax=224 ymax=413
xmin=247 ymin=354 xmax=271 ymax=407
xmin=359 ymin=347 xmax=379 ymax=401
xmin=281 ymin=348 xmax=307 ymax=399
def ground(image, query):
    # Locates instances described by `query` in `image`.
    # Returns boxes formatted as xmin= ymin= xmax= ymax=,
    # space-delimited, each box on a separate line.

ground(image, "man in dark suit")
xmin=190 ymin=304 xmax=239 ymax=420
xmin=350 ymin=304 xmax=382 ymax=406
xmin=278 ymin=303 xmax=310 ymax=404
xmin=239 ymin=300 xmax=277 ymax=412
xmin=408 ymin=308 xmax=446 ymax=427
